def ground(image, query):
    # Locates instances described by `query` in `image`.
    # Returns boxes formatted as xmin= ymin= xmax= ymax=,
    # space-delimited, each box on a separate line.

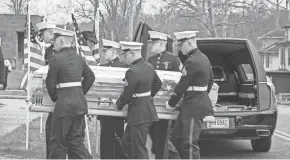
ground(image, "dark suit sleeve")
xmin=168 ymin=61 xmax=196 ymax=107
xmin=116 ymin=69 xmax=137 ymax=110
xmin=82 ymin=61 xmax=95 ymax=95
xmin=151 ymin=70 xmax=162 ymax=97
xmin=45 ymin=57 xmax=58 ymax=102
xmin=207 ymin=67 xmax=214 ymax=93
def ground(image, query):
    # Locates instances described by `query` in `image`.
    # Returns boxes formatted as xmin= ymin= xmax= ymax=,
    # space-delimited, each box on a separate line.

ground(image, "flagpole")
xmin=71 ymin=7 xmax=81 ymax=56
xmin=25 ymin=0 xmax=31 ymax=150
xmin=94 ymin=5 xmax=101 ymax=154
xmin=39 ymin=4 xmax=48 ymax=135
xmin=95 ymin=7 xmax=100 ymax=62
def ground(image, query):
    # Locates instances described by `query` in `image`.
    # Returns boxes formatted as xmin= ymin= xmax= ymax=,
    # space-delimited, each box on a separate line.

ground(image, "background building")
xmin=0 ymin=14 xmax=42 ymax=70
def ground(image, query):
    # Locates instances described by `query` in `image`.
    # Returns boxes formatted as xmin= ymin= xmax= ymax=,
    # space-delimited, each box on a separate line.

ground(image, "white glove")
xmin=112 ymin=99 xmax=117 ymax=105
xmin=165 ymin=101 xmax=175 ymax=111
xmin=203 ymin=116 xmax=216 ymax=123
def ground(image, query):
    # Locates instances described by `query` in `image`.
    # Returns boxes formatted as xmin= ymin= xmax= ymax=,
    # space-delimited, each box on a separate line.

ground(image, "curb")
xmin=0 ymin=95 xmax=27 ymax=99
xmin=0 ymin=90 xmax=26 ymax=96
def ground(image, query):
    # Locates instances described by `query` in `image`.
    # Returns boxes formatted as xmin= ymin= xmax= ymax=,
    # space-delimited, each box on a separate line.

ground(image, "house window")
xmin=266 ymin=53 xmax=270 ymax=68
xmin=259 ymin=52 xmax=264 ymax=64
xmin=280 ymin=48 xmax=285 ymax=66
xmin=288 ymin=48 xmax=290 ymax=66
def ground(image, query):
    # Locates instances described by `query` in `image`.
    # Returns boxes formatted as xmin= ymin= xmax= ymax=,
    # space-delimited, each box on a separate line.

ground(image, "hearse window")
xmin=240 ymin=64 xmax=254 ymax=81
xmin=212 ymin=66 xmax=226 ymax=81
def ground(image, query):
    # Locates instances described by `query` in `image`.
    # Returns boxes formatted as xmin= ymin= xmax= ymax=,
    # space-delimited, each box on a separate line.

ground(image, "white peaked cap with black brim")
xmin=148 ymin=31 xmax=169 ymax=41
xmin=36 ymin=22 xmax=56 ymax=35
xmin=119 ymin=41 xmax=143 ymax=51
xmin=102 ymin=39 xmax=120 ymax=49
xmin=173 ymin=31 xmax=199 ymax=41
xmin=53 ymin=27 xmax=75 ymax=38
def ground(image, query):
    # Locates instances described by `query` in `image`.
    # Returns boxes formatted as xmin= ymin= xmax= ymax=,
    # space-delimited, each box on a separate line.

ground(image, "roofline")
xmin=0 ymin=14 xmax=41 ymax=17
xmin=259 ymin=28 xmax=284 ymax=39
xmin=258 ymin=36 xmax=284 ymax=40
xmin=259 ymin=51 xmax=279 ymax=54
xmin=259 ymin=38 xmax=284 ymax=52
xmin=196 ymin=37 xmax=248 ymax=41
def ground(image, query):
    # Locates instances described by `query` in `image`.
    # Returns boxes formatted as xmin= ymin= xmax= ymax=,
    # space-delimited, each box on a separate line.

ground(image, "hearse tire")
xmin=251 ymin=137 xmax=272 ymax=152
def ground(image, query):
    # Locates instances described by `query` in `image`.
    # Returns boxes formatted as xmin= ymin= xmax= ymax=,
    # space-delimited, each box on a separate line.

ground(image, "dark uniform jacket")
xmin=98 ymin=57 xmax=130 ymax=121
xmin=116 ymin=58 xmax=162 ymax=125
xmin=147 ymin=51 xmax=180 ymax=71
xmin=46 ymin=47 xmax=95 ymax=118
xmin=168 ymin=48 xmax=214 ymax=119
xmin=45 ymin=45 xmax=55 ymax=65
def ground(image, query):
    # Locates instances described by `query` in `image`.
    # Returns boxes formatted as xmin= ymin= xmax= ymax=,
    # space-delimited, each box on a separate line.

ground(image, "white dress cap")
xmin=53 ymin=27 xmax=75 ymax=37
xmin=119 ymin=41 xmax=143 ymax=51
xmin=173 ymin=31 xmax=199 ymax=41
xmin=148 ymin=31 xmax=168 ymax=41
xmin=102 ymin=39 xmax=120 ymax=49
xmin=36 ymin=22 xmax=56 ymax=31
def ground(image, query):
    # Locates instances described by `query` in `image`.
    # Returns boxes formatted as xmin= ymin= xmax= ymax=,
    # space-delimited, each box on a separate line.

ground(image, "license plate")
xmin=206 ymin=117 xmax=229 ymax=128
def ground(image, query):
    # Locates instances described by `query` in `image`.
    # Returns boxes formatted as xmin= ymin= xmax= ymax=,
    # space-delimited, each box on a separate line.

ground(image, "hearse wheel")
xmin=251 ymin=137 xmax=272 ymax=152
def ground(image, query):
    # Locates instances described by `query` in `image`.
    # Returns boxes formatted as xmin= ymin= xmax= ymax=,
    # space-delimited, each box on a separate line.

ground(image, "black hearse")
xmin=133 ymin=21 xmax=278 ymax=152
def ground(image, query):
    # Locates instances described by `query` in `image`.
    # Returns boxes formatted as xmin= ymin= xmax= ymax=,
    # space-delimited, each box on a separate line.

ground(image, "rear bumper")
xmin=199 ymin=110 xmax=278 ymax=140
xmin=200 ymin=125 xmax=274 ymax=140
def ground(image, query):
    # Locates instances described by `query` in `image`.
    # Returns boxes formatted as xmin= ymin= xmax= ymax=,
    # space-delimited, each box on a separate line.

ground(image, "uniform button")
xmin=157 ymin=66 xmax=159 ymax=68
xmin=157 ymin=61 xmax=160 ymax=64
xmin=158 ymin=57 xmax=160 ymax=59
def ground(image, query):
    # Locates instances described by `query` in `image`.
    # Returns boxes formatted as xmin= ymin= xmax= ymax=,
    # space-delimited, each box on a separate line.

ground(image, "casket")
xmin=29 ymin=65 xmax=182 ymax=119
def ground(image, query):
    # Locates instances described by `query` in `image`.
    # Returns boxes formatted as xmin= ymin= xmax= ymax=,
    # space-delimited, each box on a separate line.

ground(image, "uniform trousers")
xmin=2 ymin=71 xmax=8 ymax=89
xmin=48 ymin=114 xmax=92 ymax=159
xmin=45 ymin=113 xmax=52 ymax=159
xmin=149 ymin=119 xmax=180 ymax=159
xmin=171 ymin=115 xmax=203 ymax=159
xmin=100 ymin=117 xmax=126 ymax=159
xmin=121 ymin=122 xmax=152 ymax=159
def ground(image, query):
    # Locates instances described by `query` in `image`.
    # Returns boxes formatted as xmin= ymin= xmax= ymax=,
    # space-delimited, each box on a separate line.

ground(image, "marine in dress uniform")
xmin=113 ymin=41 xmax=162 ymax=159
xmin=46 ymin=28 xmax=95 ymax=159
xmin=165 ymin=31 xmax=214 ymax=159
xmin=147 ymin=31 xmax=180 ymax=159
xmin=36 ymin=22 xmax=56 ymax=159
xmin=98 ymin=39 xmax=129 ymax=159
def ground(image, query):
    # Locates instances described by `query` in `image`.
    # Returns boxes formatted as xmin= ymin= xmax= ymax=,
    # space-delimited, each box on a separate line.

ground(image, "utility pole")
xmin=129 ymin=0 xmax=134 ymax=40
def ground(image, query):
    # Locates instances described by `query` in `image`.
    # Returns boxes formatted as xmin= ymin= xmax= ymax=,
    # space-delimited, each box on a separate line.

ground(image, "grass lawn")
xmin=0 ymin=115 xmax=100 ymax=159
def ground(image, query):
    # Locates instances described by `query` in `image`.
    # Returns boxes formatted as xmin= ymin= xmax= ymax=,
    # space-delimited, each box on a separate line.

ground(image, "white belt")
xmin=57 ymin=82 xmax=82 ymax=89
xmin=133 ymin=91 xmax=151 ymax=97
xmin=186 ymin=86 xmax=208 ymax=91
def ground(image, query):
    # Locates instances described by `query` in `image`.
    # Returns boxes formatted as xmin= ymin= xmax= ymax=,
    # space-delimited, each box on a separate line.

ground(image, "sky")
xmin=0 ymin=0 xmax=165 ymax=24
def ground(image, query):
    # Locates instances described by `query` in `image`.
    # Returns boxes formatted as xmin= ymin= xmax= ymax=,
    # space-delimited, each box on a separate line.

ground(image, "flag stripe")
xmin=24 ymin=46 xmax=42 ymax=56
xmin=20 ymin=71 xmax=28 ymax=90
xmin=24 ymin=57 xmax=45 ymax=66
xmin=24 ymin=39 xmax=40 ymax=49
xmin=24 ymin=50 xmax=44 ymax=61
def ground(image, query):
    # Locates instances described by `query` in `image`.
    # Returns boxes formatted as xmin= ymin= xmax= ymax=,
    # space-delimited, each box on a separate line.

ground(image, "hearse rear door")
xmin=246 ymin=40 xmax=273 ymax=111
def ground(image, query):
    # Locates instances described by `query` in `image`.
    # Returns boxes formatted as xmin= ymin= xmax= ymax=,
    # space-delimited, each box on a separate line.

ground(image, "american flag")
xmin=71 ymin=13 xmax=98 ymax=66
xmin=20 ymin=15 xmax=46 ymax=90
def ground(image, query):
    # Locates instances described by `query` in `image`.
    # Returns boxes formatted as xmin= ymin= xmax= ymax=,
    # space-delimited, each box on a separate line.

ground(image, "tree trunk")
xmin=129 ymin=0 xmax=134 ymax=40
xmin=221 ymin=0 xmax=229 ymax=37
xmin=207 ymin=0 xmax=217 ymax=37
xmin=199 ymin=0 xmax=207 ymax=37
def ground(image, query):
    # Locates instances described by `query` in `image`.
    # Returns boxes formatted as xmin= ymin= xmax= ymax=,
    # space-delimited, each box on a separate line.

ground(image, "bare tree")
xmin=4 ymin=0 xmax=28 ymax=15
xmin=161 ymin=0 xmax=271 ymax=37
